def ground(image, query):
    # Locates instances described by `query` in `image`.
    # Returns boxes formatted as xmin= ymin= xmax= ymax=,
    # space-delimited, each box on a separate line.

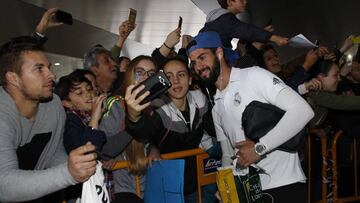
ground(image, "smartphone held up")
xmin=178 ymin=16 xmax=183 ymax=29
xmin=128 ymin=8 xmax=137 ymax=26
xmin=54 ymin=10 xmax=73 ymax=25
xmin=133 ymin=70 xmax=172 ymax=105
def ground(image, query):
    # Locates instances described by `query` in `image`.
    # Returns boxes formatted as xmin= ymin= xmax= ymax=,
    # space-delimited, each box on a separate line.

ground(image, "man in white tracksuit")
xmin=187 ymin=31 xmax=314 ymax=203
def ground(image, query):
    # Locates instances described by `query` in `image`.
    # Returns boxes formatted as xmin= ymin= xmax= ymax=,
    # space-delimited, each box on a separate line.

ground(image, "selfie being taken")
xmin=0 ymin=0 xmax=360 ymax=203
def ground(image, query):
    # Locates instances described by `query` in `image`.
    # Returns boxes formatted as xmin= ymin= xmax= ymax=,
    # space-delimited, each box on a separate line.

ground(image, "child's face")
xmin=230 ymin=0 xmax=247 ymax=13
xmin=66 ymin=82 xmax=95 ymax=112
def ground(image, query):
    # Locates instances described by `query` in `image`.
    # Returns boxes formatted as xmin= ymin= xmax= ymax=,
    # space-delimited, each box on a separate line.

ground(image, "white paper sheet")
xmin=288 ymin=34 xmax=318 ymax=48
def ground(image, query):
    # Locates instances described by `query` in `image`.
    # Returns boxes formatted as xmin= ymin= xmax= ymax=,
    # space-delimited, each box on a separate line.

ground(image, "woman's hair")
xmin=160 ymin=56 xmax=189 ymax=72
xmin=120 ymin=55 xmax=157 ymax=175
xmin=54 ymin=70 xmax=91 ymax=101
xmin=125 ymin=139 xmax=148 ymax=175
xmin=310 ymin=60 xmax=337 ymax=78
xmin=118 ymin=55 xmax=157 ymax=96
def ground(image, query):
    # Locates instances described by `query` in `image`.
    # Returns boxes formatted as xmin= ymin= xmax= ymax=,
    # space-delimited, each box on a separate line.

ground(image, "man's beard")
xmin=200 ymin=57 xmax=221 ymax=88
xmin=20 ymin=83 xmax=54 ymax=103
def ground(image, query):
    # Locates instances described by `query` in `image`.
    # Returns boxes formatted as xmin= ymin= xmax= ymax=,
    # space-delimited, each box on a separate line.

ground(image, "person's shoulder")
xmin=231 ymin=66 xmax=262 ymax=78
xmin=42 ymin=94 xmax=62 ymax=107
xmin=206 ymin=8 xmax=232 ymax=23
xmin=0 ymin=88 xmax=20 ymax=121
xmin=245 ymin=66 xmax=278 ymax=79
xmin=189 ymin=89 xmax=207 ymax=106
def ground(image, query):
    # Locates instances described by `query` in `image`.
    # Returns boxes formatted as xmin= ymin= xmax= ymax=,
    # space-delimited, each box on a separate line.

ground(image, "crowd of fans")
xmin=0 ymin=0 xmax=359 ymax=202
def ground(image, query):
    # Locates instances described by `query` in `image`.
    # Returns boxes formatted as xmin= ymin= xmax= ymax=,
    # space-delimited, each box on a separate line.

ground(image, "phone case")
xmin=134 ymin=70 xmax=171 ymax=105
xmin=55 ymin=10 xmax=73 ymax=25
xmin=128 ymin=8 xmax=137 ymax=25
xmin=178 ymin=16 xmax=183 ymax=29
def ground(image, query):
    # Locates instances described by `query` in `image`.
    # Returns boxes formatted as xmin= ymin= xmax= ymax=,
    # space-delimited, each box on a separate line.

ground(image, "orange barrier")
xmin=112 ymin=148 xmax=215 ymax=202
xmin=196 ymin=152 xmax=218 ymax=202
xmin=331 ymin=131 xmax=360 ymax=203
xmin=308 ymin=128 xmax=360 ymax=203
xmin=307 ymin=128 xmax=329 ymax=203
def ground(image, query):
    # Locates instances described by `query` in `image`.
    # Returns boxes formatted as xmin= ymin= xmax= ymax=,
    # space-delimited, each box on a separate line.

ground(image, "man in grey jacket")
xmin=0 ymin=36 xmax=97 ymax=202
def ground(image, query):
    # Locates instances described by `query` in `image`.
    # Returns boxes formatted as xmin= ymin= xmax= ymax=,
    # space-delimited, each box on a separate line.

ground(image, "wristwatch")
xmin=254 ymin=142 xmax=267 ymax=156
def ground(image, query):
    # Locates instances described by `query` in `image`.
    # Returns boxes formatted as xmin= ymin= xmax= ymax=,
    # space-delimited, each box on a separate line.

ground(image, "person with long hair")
xmin=99 ymin=55 xmax=160 ymax=203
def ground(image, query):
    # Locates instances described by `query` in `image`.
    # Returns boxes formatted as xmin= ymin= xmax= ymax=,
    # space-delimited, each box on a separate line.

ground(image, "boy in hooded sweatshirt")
xmin=200 ymin=0 xmax=288 ymax=49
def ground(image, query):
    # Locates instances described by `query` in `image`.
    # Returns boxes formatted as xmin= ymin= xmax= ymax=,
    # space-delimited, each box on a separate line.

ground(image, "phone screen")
xmin=178 ymin=16 xmax=183 ymax=29
xmin=128 ymin=8 xmax=137 ymax=26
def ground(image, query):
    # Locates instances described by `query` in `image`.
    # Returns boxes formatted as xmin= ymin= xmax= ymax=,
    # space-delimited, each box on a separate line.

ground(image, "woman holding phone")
xmin=99 ymin=55 xmax=160 ymax=203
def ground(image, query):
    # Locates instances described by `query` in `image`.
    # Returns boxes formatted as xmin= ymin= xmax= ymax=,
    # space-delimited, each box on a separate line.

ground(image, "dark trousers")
xmin=111 ymin=192 xmax=144 ymax=203
xmin=262 ymin=182 xmax=307 ymax=203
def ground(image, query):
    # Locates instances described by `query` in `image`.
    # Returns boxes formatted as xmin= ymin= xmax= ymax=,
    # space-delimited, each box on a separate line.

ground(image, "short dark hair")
xmin=161 ymin=56 xmax=189 ymax=73
xmin=54 ymin=70 xmax=92 ymax=101
xmin=0 ymin=36 xmax=43 ymax=87
xmin=119 ymin=56 xmax=130 ymax=64
xmin=257 ymin=44 xmax=277 ymax=69
xmin=71 ymin=69 xmax=96 ymax=78
xmin=217 ymin=0 xmax=229 ymax=9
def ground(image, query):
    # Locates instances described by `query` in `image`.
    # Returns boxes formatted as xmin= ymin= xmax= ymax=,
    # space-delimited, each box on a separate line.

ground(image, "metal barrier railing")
xmin=308 ymin=128 xmax=360 ymax=203
xmin=331 ymin=131 xmax=360 ymax=203
xmin=111 ymin=148 xmax=213 ymax=202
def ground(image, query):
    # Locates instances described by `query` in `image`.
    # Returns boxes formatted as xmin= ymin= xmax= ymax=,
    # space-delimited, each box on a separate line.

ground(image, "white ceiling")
xmin=22 ymin=0 xmax=208 ymax=51
xmin=17 ymin=0 xmax=217 ymax=79
xmin=4 ymin=0 xmax=359 ymax=80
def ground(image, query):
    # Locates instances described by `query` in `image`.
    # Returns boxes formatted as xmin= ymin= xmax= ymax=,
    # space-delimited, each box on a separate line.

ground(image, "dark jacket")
xmin=200 ymin=11 xmax=272 ymax=49
xmin=63 ymin=112 xmax=106 ymax=153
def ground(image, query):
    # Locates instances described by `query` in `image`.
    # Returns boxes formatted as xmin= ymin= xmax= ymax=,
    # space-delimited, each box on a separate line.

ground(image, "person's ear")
xmin=5 ymin=72 xmax=20 ymax=88
xmin=216 ymin=47 xmax=224 ymax=61
xmin=62 ymin=100 xmax=73 ymax=109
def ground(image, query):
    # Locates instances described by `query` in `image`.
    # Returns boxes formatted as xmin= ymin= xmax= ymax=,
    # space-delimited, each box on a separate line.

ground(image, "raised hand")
xmin=89 ymin=93 xmax=107 ymax=129
xmin=340 ymin=35 xmax=355 ymax=53
xmin=116 ymin=20 xmax=136 ymax=48
xmin=305 ymin=78 xmax=322 ymax=91
xmin=35 ymin=8 xmax=63 ymax=34
xmin=182 ymin=34 xmax=192 ymax=49
xmin=264 ymin=24 xmax=274 ymax=33
xmin=270 ymin=35 xmax=289 ymax=46
xmin=165 ymin=27 xmax=181 ymax=48
xmin=303 ymin=49 xmax=320 ymax=71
